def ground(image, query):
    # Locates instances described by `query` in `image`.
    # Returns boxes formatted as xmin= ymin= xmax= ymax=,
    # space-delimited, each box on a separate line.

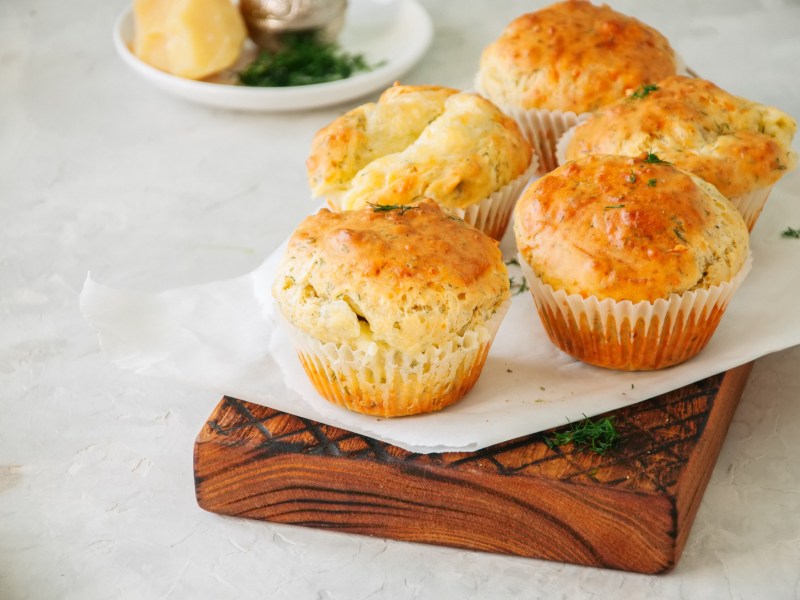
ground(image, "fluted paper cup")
xmin=445 ymin=159 xmax=538 ymax=240
xmin=518 ymin=254 xmax=753 ymax=371
xmin=278 ymin=299 xmax=511 ymax=417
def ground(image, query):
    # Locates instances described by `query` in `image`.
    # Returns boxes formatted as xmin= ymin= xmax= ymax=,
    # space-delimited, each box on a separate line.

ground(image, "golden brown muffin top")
xmin=273 ymin=200 xmax=510 ymax=354
xmin=564 ymin=75 xmax=798 ymax=199
xmin=306 ymin=84 xmax=532 ymax=211
xmin=514 ymin=154 xmax=749 ymax=302
xmin=476 ymin=0 xmax=678 ymax=113
xmin=307 ymin=85 xmax=460 ymax=200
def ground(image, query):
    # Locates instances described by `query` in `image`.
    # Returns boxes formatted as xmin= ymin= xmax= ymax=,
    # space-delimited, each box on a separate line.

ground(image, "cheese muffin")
xmin=476 ymin=0 xmax=681 ymax=173
xmin=272 ymin=200 xmax=511 ymax=417
xmin=514 ymin=154 xmax=751 ymax=371
xmin=559 ymin=75 xmax=798 ymax=230
xmin=306 ymin=84 xmax=536 ymax=240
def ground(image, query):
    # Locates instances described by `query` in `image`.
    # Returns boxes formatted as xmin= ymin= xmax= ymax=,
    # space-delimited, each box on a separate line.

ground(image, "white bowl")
xmin=112 ymin=0 xmax=433 ymax=112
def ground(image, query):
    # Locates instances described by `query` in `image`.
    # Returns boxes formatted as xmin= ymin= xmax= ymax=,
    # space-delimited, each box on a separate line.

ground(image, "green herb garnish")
xmin=368 ymin=203 xmax=416 ymax=215
xmin=781 ymin=227 xmax=800 ymax=239
xmin=643 ymin=152 xmax=671 ymax=165
xmin=630 ymin=83 xmax=659 ymax=100
xmin=647 ymin=178 xmax=658 ymax=187
xmin=509 ymin=275 xmax=529 ymax=296
xmin=506 ymin=258 xmax=527 ymax=294
xmin=604 ymin=204 xmax=625 ymax=211
xmin=627 ymin=171 xmax=637 ymax=184
xmin=545 ymin=415 xmax=619 ymax=455
xmin=238 ymin=33 xmax=377 ymax=87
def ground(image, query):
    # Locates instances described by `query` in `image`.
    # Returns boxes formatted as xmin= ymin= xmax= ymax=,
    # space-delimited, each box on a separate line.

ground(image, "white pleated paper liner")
xmin=517 ymin=254 xmax=753 ymax=371
xmin=276 ymin=298 xmax=511 ymax=417
xmin=444 ymin=158 xmax=539 ymax=240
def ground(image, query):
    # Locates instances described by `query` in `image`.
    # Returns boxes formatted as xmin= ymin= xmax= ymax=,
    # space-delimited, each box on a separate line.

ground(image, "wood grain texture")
xmin=194 ymin=363 xmax=752 ymax=574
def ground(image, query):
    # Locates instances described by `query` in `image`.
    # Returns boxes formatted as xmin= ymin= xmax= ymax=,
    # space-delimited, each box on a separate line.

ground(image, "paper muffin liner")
xmin=444 ymin=159 xmax=538 ymax=240
xmin=501 ymin=106 xmax=586 ymax=175
xmin=729 ymin=186 xmax=773 ymax=231
xmin=278 ymin=299 xmax=511 ymax=417
xmin=473 ymin=77 xmax=582 ymax=175
xmin=555 ymin=123 xmax=577 ymax=168
xmin=518 ymin=254 xmax=753 ymax=371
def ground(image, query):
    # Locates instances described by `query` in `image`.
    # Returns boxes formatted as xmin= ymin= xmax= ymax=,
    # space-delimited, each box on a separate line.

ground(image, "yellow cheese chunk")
xmin=133 ymin=0 xmax=246 ymax=80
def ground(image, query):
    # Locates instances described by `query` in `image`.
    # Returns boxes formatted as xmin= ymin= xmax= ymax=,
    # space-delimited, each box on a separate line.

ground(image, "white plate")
xmin=112 ymin=0 xmax=433 ymax=112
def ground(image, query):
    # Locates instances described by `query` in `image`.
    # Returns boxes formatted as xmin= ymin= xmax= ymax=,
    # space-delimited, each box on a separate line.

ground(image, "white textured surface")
xmin=2 ymin=0 xmax=800 ymax=598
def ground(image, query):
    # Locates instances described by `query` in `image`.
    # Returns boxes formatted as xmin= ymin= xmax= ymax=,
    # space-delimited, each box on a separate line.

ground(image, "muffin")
xmin=306 ymin=84 xmax=536 ymax=240
xmin=272 ymin=200 xmax=511 ymax=417
xmin=558 ymin=75 xmax=798 ymax=230
xmin=514 ymin=154 xmax=751 ymax=371
xmin=476 ymin=0 xmax=681 ymax=173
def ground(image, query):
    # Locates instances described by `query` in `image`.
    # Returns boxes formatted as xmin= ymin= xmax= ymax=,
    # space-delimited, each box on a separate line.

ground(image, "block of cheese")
xmin=133 ymin=0 xmax=247 ymax=80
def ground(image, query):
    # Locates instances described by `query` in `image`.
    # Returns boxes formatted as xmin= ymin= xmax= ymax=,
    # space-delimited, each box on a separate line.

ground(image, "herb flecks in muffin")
xmin=647 ymin=178 xmax=658 ymax=187
xmin=781 ymin=226 xmax=800 ymax=239
xmin=627 ymin=171 xmax=637 ymax=184
xmin=239 ymin=34 xmax=376 ymax=87
xmin=604 ymin=204 xmax=626 ymax=210
xmin=368 ymin=203 xmax=417 ymax=215
xmin=644 ymin=151 xmax=672 ymax=165
xmin=545 ymin=415 xmax=619 ymax=456
xmin=629 ymin=83 xmax=659 ymax=100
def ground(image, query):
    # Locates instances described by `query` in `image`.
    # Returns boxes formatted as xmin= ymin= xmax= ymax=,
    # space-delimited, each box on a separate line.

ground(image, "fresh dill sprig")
xmin=509 ymin=275 xmax=529 ymax=296
xmin=781 ymin=226 xmax=800 ymax=239
xmin=629 ymin=83 xmax=659 ymax=100
xmin=368 ymin=203 xmax=416 ymax=215
xmin=238 ymin=33 xmax=376 ymax=87
xmin=643 ymin=152 xmax=671 ymax=165
xmin=545 ymin=415 xmax=619 ymax=455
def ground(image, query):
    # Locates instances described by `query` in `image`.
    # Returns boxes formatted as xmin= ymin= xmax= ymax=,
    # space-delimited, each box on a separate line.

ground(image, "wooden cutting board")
xmin=194 ymin=362 xmax=752 ymax=574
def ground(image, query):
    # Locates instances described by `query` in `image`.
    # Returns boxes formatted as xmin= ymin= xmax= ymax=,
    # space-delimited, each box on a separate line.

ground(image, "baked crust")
xmin=514 ymin=154 xmax=749 ymax=303
xmin=306 ymin=84 xmax=532 ymax=211
xmin=306 ymin=85 xmax=460 ymax=202
xmin=476 ymin=0 xmax=677 ymax=113
xmin=564 ymin=75 xmax=798 ymax=199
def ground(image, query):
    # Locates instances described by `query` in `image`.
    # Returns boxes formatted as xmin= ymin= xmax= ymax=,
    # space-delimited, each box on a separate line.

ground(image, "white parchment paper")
xmin=80 ymin=178 xmax=800 ymax=453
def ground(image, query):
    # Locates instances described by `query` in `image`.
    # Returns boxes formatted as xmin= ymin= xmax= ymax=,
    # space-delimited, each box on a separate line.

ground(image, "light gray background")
xmin=2 ymin=1 xmax=800 ymax=598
